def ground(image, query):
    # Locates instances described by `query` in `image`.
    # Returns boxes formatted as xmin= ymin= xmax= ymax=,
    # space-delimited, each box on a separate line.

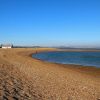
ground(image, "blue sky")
xmin=0 ymin=0 xmax=100 ymax=47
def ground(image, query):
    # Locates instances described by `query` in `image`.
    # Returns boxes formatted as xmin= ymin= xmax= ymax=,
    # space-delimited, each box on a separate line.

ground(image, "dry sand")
xmin=0 ymin=48 xmax=100 ymax=100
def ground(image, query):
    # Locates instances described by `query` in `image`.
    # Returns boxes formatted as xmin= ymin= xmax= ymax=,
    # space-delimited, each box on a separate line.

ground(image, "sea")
xmin=32 ymin=51 xmax=100 ymax=68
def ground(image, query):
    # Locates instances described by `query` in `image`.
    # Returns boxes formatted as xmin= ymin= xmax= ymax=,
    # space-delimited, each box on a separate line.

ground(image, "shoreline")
xmin=30 ymin=50 xmax=100 ymax=77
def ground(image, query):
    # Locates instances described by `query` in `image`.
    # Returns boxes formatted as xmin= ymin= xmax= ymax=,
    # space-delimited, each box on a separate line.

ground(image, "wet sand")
xmin=0 ymin=48 xmax=100 ymax=100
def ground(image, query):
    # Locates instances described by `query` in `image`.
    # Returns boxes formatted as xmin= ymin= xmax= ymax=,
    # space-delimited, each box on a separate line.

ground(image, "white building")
xmin=1 ymin=44 xmax=12 ymax=49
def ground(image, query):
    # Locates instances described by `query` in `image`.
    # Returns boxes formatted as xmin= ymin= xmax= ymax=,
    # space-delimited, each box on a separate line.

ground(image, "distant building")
xmin=1 ymin=44 xmax=12 ymax=49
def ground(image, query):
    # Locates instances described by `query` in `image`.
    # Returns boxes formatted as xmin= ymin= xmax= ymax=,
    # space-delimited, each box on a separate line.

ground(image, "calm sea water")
xmin=32 ymin=51 xmax=100 ymax=68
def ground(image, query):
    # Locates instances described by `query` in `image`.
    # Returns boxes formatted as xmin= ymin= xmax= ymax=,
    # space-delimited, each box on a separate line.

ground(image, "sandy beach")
xmin=0 ymin=48 xmax=100 ymax=100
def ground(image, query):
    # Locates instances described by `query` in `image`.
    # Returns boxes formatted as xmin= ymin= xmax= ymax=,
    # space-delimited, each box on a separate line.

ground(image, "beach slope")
xmin=0 ymin=48 xmax=100 ymax=100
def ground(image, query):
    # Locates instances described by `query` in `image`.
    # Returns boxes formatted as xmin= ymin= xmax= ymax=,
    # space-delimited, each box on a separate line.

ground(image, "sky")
xmin=0 ymin=0 xmax=100 ymax=47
